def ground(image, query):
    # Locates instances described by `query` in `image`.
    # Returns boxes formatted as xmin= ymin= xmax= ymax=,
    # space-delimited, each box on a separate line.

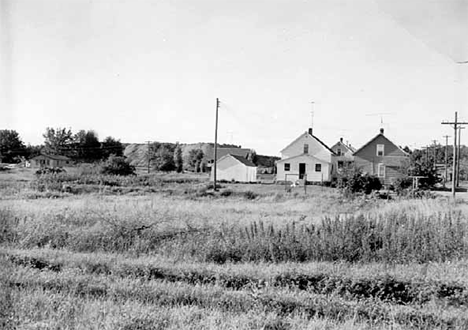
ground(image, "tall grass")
xmin=1 ymin=205 xmax=466 ymax=263
xmin=180 ymin=211 xmax=467 ymax=264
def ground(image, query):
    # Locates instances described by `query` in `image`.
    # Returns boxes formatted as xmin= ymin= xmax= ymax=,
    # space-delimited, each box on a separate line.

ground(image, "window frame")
xmin=304 ymin=144 xmax=309 ymax=154
xmin=315 ymin=164 xmax=322 ymax=172
xmin=284 ymin=163 xmax=290 ymax=171
xmin=376 ymin=144 xmax=385 ymax=156
xmin=378 ymin=163 xmax=386 ymax=178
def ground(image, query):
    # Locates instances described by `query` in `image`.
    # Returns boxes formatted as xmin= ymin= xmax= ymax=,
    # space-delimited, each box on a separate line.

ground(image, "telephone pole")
xmin=442 ymin=112 xmax=468 ymax=198
xmin=431 ymin=140 xmax=438 ymax=169
xmin=443 ymin=135 xmax=450 ymax=188
xmin=213 ymin=98 xmax=220 ymax=191
xmin=457 ymin=127 xmax=465 ymax=187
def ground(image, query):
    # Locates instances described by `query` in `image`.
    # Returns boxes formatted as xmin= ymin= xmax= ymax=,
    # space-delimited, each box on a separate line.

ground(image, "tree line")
xmin=0 ymin=128 xmax=123 ymax=163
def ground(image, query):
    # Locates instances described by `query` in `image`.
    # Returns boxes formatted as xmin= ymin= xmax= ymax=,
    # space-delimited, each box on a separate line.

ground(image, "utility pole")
xmin=443 ymin=135 xmax=450 ymax=188
xmin=146 ymin=141 xmax=152 ymax=174
xmin=442 ymin=112 xmax=468 ymax=198
xmin=432 ymin=140 xmax=438 ymax=169
xmin=457 ymin=127 xmax=465 ymax=187
xmin=213 ymin=98 xmax=219 ymax=191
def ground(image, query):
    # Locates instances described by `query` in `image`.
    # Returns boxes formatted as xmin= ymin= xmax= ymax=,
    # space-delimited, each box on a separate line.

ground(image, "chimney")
xmin=340 ymin=137 xmax=343 ymax=143
xmin=380 ymin=128 xmax=384 ymax=134
xmin=308 ymin=128 xmax=313 ymax=135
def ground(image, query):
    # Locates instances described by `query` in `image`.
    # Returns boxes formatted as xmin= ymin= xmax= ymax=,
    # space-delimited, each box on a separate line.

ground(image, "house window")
xmin=378 ymin=163 xmax=385 ymax=178
xmin=315 ymin=164 xmax=321 ymax=172
xmin=338 ymin=161 xmax=343 ymax=169
xmin=284 ymin=163 xmax=290 ymax=171
xmin=304 ymin=144 xmax=309 ymax=154
xmin=336 ymin=148 xmax=342 ymax=156
xmin=376 ymin=144 xmax=384 ymax=156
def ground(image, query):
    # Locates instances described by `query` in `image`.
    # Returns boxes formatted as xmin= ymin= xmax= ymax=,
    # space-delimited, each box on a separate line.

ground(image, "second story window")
xmin=376 ymin=144 xmax=384 ymax=156
xmin=336 ymin=148 xmax=342 ymax=156
xmin=304 ymin=144 xmax=309 ymax=154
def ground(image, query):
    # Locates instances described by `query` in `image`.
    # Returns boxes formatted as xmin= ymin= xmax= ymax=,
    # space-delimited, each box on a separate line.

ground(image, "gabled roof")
xmin=32 ymin=154 xmax=71 ymax=161
xmin=209 ymin=148 xmax=251 ymax=160
xmin=276 ymin=153 xmax=331 ymax=164
xmin=218 ymin=154 xmax=256 ymax=167
xmin=353 ymin=132 xmax=409 ymax=157
xmin=280 ymin=131 xmax=336 ymax=155
xmin=331 ymin=140 xmax=356 ymax=154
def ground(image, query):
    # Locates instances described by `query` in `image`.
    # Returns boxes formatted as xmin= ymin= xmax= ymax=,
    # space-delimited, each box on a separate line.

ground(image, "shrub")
xmin=243 ymin=191 xmax=258 ymax=200
xmin=392 ymin=177 xmax=413 ymax=195
xmin=339 ymin=171 xmax=382 ymax=195
xmin=100 ymin=155 xmax=135 ymax=176
xmin=220 ymin=189 xmax=233 ymax=197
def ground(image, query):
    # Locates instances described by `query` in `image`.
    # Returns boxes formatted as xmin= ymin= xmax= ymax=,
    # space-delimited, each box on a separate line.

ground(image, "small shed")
xmin=210 ymin=154 xmax=257 ymax=183
xmin=30 ymin=154 xmax=72 ymax=168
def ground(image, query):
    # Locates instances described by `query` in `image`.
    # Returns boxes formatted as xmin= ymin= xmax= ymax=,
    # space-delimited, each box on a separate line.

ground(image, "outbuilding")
xmin=30 ymin=154 xmax=72 ymax=168
xmin=210 ymin=154 xmax=257 ymax=183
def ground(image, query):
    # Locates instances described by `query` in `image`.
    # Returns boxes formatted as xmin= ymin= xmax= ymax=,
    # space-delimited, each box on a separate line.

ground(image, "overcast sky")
xmin=1 ymin=0 xmax=467 ymax=155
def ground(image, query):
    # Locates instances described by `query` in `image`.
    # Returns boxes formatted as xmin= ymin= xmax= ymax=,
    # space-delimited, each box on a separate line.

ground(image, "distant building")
xmin=276 ymin=128 xmax=336 ymax=183
xmin=330 ymin=137 xmax=355 ymax=173
xmin=30 ymin=154 xmax=72 ymax=168
xmin=210 ymin=154 xmax=257 ymax=183
xmin=206 ymin=147 xmax=252 ymax=164
xmin=353 ymin=128 xmax=409 ymax=185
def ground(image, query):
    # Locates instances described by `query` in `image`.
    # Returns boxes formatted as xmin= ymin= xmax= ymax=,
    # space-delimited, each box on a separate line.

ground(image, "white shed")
xmin=210 ymin=154 xmax=257 ymax=183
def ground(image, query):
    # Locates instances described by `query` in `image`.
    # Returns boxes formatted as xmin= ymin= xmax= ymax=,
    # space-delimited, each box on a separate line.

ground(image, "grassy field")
xmin=1 ymin=167 xmax=468 ymax=329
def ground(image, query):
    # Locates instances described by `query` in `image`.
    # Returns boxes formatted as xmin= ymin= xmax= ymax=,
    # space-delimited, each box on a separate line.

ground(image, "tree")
xmin=174 ymin=144 xmax=183 ymax=173
xmin=0 ymin=130 xmax=26 ymax=163
xmin=101 ymin=136 xmax=124 ymax=159
xmin=247 ymin=150 xmax=258 ymax=165
xmin=149 ymin=143 xmax=176 ymax=172
xmin=188 ymin=149 xmax=204 ymax=172
xmin=73 ymin=130 xmax=102 ymax=161
xmin=407 ymin=149 xmax=442 ymax=189
xmin=100 ymin=155 xmax=135 ymax=176
xmin=43 ymin=127 xmax=73 ymax=156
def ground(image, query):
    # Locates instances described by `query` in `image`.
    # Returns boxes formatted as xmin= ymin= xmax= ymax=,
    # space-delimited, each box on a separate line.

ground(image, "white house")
xmin=276 ymin=128 xmax=336 ymax=183
xmin=210 ymin=154 xmax=257 ymax=183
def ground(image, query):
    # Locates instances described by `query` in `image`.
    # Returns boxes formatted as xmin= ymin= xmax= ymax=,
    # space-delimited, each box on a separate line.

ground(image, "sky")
xmin=1 ymin=0 xmax=467 ymax=156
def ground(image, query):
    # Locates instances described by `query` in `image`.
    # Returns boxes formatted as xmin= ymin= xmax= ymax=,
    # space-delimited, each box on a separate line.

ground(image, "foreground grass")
xmin=2 ymin=252 xmax=468 ymax=329
xmin=1 ymin=195 xmax=466 ymax=263
xmin=2 ymin=174 xmax=468 ymax=329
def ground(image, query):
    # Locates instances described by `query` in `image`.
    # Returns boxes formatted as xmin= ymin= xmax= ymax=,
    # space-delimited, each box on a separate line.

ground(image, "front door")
xmin=299 ymin=163 xmax=306 ymax=179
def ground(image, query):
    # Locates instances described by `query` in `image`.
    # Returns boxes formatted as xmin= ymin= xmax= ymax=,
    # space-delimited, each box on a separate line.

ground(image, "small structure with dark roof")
xmin=210 ymin=154 xmax=257 ymax=183
xmin=30 ymin=154 xmax=72 ymax=168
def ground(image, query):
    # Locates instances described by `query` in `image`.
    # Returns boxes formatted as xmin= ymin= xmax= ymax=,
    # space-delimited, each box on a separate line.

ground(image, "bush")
xmin=243 ymin=191 xmax=258 ymax=200
xmin=35 ymin=167 xmax=66 ymax=175
xmin=100 ymin=155 xmax=135 ymax=176
xmin=220 ymin=189 xmax=233 ymax=197
xmin=392 ymin=177 xmax=413 ymax=195
xmin=339 ymin=171 xmax=382 ymax=195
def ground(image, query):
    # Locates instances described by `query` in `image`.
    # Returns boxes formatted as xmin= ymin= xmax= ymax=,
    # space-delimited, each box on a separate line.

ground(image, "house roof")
xmin=32 ymin=154 xmax=71 ymax=161
xmin=209 ymin=148 xmax=251 ymax=160
xmin=276 ymin=153 xmax=331 ymax=164
xmin=280 ymin=131 xmax=336 ymax=155
xmin=353 ymin=132 xmax=409 ymax=157
xmin=331 ymin=140 xmax=356 ymax=154
xmin=218 ymin=154 xmax=256 ymax=167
